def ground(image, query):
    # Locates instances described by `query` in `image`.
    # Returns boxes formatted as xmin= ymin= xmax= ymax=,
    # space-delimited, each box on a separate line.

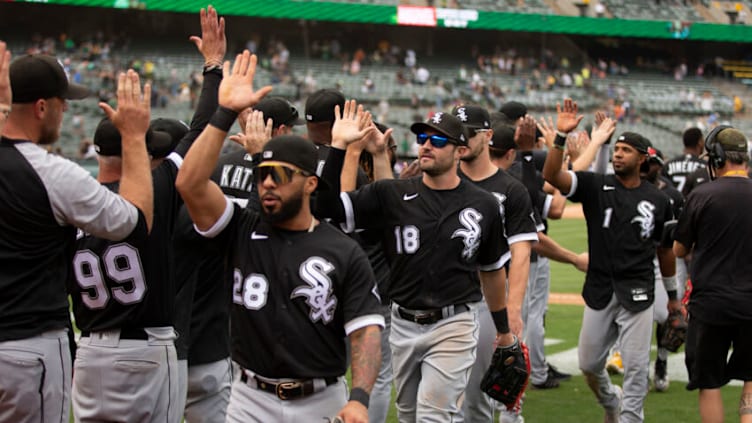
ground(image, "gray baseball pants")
xmin=456 ymin=300 xmax=496 ymax=422
xmin=184 ymin=357 xmax=232 ymax=423
xmin=390 ymin=302 xmax=479 ymax=423
xmin=225 ymin=369 xmax=347 ymax=423
xmin=579 ymin=294 xmax=653 ymax=423
xmin=525 ymin=257 xmax=551 ymax=385
xmin=368 ymin=305 xmax=394 ymax=423
xmin=72 ymin=327 xmax=179 ymax=423
xmin=0 ymin=328 xmax=70 ymax=423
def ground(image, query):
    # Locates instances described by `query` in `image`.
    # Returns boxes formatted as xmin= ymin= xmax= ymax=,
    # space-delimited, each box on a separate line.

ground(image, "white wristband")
xmin=662 ymin=275 xmax=677 ymax=292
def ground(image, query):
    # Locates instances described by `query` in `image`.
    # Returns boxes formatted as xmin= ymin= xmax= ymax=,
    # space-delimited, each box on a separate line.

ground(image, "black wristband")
xmin=209 ymin=106 xmax=239 ymax=133
xmin=349 ymin=387 xmax=370 ymax=408
xmin=667 ymin=290 xmax=678 ymax=301
xmin=491 ymin=309 xmax=510 ymax=333
xmin=554 ymin=133 xmax=567 ymax=149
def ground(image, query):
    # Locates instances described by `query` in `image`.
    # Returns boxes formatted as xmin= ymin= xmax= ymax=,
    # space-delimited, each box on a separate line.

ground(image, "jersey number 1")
xmin=73 ymin=244 xmax=147 ymax=309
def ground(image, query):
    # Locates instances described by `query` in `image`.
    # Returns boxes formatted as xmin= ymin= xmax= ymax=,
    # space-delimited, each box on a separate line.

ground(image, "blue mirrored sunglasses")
xmin=416 ymin=133 xmax=454 ymax=148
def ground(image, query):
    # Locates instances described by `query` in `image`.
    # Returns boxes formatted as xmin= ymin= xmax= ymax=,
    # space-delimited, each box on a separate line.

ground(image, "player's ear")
xmin=456 ymin=145 xmax=468 ymax=159
xmin=304 ymin=174 xmax=318 ymax=195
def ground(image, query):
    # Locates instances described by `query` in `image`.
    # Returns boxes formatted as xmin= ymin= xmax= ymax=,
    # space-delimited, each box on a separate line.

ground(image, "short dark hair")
xmin=683 ymin=127 xmax=703 ymax=149
xmin=725 ymin=151 xmax=749 ymax=165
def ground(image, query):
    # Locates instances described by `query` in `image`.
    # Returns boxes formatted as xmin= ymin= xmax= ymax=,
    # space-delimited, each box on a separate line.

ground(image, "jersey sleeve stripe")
xmin=542 ymin=194 xmax=553 ymax=219
xmin=340 ymin=192 xmax=356 ymax=234
xmin=194 ymin=196 xmax=234 ymax=238
xmin=167 ymin=152 xmax=183 ymax=169
xmin=565 ymin=170 xmax=578 ymax=198
xmin=344 ymin=314 xmax=385 ymax=336
xmin=479 ymin=250 xmax=511 ymax=272
xmin=507 ymin=232 xmax=539 ymax=245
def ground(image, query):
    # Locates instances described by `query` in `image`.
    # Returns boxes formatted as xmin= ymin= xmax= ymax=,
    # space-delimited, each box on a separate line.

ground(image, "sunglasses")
xmin=254 ymin=164 xmax=311 ymax=185
xmin=416 ymin=133 xmax=455 ymax=148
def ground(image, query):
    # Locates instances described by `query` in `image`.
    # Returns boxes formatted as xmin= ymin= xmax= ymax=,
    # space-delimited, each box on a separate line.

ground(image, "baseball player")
xmin=316 ymin=102 xmax=516 ymax=422
xmin=176 ymin=50 xmax=383 ymax=423
xmin=173 ymin=97 xmax=305 ymax=423
xmin=1 ymin=50 xmax=152 ymax=422
xmin=661 ymin=127 xmax=706 ymax=194
xmin=452 ymin=104 xmax=538 ymax=423
xmin=69 ymin=8 xmax=225 ymax=421
xmin=543 ymin=98 xmax=680 ymax=423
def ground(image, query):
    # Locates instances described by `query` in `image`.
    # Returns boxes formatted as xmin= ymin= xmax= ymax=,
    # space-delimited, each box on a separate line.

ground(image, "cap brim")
xmin=410 ymin=122 xmax=458 ymax=142
xmin=63 ymin=83 xmax=91 ymax=100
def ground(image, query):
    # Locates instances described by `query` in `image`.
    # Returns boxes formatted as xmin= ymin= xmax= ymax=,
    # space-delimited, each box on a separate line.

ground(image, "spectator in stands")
xmin=595 ymin=2 xmax=606 ymax=17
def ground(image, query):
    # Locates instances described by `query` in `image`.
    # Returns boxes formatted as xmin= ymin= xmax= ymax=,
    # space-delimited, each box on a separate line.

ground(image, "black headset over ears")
xmin=705 ymin=124 xmax=733 ymax=170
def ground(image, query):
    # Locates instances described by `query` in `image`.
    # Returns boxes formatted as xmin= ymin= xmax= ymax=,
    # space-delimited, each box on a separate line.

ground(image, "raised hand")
xmin=0 ymin=41 xmax=11 ymax=122
xmin=536 ymin=115 xmax=556 ymax=149
xmin=218 ymin=50 xmax=273 ymax=112
xmin=556 ymin=98 xmax=584 ymax=134
xmin=331 ymin=99 xmax=376 ymax=149
xmin=99 ymin=70 xmax=151 ymax=142
xmin=229 ymin=110 xmax=273 ymax=155
xmin=590 ymin=116 xmax=616 ymax=146
xmin=566 ymin=131 xmax=590 ymax=162
xmin=514 ymin=115 xmax=537 ymax=151
xmin=594 ymin=110 xmax=608 ymax=127
xmin=190 ymin=5 xmax=226 ymax=66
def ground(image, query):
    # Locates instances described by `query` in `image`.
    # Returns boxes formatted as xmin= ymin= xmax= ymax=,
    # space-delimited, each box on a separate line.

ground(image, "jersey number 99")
xmin=73 ymin=244 xmax=147 ymax=309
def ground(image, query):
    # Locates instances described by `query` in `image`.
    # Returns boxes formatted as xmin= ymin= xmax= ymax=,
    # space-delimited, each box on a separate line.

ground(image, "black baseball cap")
xmin=304 ymin=89 xmax=345 ymax=123
xmin=616 ymin=132 xmax=649 ymax=154
xmin=254 ymin=97 xmax=305 ymax=128
xmin=10 ymin=54 xmax=90 ymax=103
xmin=258 ymin=135 xmax=329 ymax=190
xmin=499 ymin=101 xmax=528 ymax=121
xmin=148 ymin=118 xmax=189 ymax=158
xmin=410 ymin=112 xmax=468 ymax=146
xmin=451 ymin=104 xmax=491 ymax=131
xmin=489 ymin=123 xmax=516 ymax=152
xmin=94 ymin=117 xmax=172 ymax=157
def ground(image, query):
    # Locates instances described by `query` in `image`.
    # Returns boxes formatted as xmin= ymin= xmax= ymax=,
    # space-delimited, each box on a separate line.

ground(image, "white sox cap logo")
xmin=292 ymin=257 xmax=338 ymax=324
xmin=432 ymin=112 xmax=444 ymax=124
xmin=456 ymin=107 xmax=468 ymax=122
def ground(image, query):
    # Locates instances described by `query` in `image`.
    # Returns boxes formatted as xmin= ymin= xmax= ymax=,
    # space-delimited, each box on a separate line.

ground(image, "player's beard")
xmin=261 ymin=189 xmax=304 ymax=224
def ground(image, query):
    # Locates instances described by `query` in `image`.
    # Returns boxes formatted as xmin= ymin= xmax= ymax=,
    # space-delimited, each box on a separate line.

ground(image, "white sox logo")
xmin=432 ymin=112 xmax=444 ymax=124
xmin=292 ymin=257 xmax=337 ymax=324
xmin=451 ymin=208 xmax=483 ymax=260
xmin=456 ymin=107 xmax=468 ymax=122
xmin=631 ymin=200 xmax=656 ymax=240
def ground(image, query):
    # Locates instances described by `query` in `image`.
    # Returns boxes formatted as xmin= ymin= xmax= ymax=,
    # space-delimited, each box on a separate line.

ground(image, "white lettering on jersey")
xmin=451 ymin=208 xmax=483 ymax=260
xmin=292 ymin=257 xmax=338 ymax=324
xmin=631 ymin=200 xmax=656 ymax=240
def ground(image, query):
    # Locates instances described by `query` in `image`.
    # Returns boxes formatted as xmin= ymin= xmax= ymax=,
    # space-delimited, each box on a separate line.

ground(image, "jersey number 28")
xmin=73 ymin=243 xmax=147 ymax=309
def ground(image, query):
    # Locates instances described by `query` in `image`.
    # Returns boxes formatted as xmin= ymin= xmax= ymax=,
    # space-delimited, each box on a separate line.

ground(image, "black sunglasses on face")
xmin=416 ymin=133 xmax=455 ymax=148
xmin=254 ymin=164 xmax=311 ymax=185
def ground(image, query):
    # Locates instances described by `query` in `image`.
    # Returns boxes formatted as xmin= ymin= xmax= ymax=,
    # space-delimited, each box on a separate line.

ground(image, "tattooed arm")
xmin=337 ymin=325 xmax=382 ymax=423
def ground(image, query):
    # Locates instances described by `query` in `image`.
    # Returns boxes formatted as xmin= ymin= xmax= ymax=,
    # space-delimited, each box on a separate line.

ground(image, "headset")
xmin=704 ymin=124 xmax=733 ymax=179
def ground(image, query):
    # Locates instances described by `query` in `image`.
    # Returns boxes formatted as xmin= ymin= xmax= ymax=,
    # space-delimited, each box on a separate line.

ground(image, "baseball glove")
xmin=660 ymin=309 xmax=688 ymax=352
xmin=480 ymin=336 xmax=530 ymax=411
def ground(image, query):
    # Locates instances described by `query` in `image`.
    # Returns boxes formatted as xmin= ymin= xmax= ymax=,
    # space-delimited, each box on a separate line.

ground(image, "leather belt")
xmin=397 ymin=303 xmax=470 ymax=325
xmin=240 ymin=371 xmax=338 ymax=400
xmin=80 ymin=328 xmax=148 ymax=340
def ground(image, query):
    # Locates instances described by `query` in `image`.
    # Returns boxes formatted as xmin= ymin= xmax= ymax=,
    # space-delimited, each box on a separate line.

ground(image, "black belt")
xmin=240 ymin=372 xmax=338 ymax=400
xmin=80 ymin=328 xmax=149 ymax=340
xmin=397 ymin=304 xmax=470 ymax=325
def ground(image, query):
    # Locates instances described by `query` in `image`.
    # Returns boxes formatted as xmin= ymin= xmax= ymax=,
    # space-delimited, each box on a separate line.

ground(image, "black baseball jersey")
xmin=674 ymin=177 xmax=752 ymax=324
xmin=682 ymin=166 xmax=711 ymax=196
xmin=657 ymin=177 xmax=684 ymax=219
xmin=69 ymin=156 xmax=183 ymax=332
xmin=567 ymin=171 xmax=673 ymax=312
xmin=0 ymin=138 xmax=144 ymax=342
xmin=201 ymin=200 xmax=384 ymax=378
xmin=460 ymin=168 xmax=538 ymax=245
xmin=662 ymin=154 xmax=706 ymax=194
xmin=316 ymin=148 xmax=509 ymax=309
xmin=212 ymin=149 xmax=255 ymax=206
